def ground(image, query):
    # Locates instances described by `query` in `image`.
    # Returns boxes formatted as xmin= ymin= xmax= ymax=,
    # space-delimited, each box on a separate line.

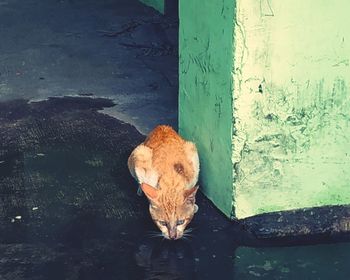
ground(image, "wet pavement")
xmin=0 ymin=97 xmax=349 ymax=280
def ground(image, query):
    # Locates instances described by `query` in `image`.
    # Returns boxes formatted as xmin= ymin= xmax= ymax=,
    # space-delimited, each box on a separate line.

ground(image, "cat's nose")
xmin=168 ymin=228 xmax=177 ymax=240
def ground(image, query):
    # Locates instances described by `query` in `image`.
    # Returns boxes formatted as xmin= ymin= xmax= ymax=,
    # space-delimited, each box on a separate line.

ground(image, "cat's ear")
xmin=141 ymin=183 xmax=158 ymax=200
xmin=184 ymin=186 xmax=199 ymax=204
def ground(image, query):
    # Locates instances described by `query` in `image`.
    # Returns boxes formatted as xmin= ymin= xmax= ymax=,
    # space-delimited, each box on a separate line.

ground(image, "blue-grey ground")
xmin=0 ymin=0 xmax=178 ymax=134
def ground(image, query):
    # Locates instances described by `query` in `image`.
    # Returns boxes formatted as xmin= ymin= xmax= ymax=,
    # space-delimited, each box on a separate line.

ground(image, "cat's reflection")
xmin=135 ymin=238 xmax=196 ymax=280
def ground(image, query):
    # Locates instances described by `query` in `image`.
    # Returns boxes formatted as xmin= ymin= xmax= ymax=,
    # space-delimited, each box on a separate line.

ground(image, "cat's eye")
xmin=176 ymin=219 xmax=185 ymax=226
xmin=159 ymin=221 xmax=167 ymax=226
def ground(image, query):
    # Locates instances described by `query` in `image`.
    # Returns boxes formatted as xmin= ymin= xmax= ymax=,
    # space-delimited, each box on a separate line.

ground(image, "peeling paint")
xmin=179 ymin=0 xmax=350 ymax=220
xmin=232 ymin=0 xmax=350 ymax=218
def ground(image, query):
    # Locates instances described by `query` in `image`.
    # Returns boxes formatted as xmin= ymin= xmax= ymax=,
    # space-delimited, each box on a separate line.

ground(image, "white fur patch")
xmin=184 ymin=141 xmax=200 ymax=188
xmin=128 ymin=144 xmax=159 ymax=188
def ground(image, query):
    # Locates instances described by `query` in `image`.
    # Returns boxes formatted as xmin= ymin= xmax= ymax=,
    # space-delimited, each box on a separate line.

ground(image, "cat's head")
xmin=141 ymin=183 xmax=199 ymax=240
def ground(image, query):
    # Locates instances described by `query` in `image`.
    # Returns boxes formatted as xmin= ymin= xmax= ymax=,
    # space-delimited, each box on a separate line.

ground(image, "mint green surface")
xmin=232 ymin=0 xmax=350 ymax=218
xmin=180 ymin=0 xmax=350 ymax=219
xmin=139 ymin=0 xmax=164 ymax=14
xmin=178 ymin=0 xmax=235 ymax=217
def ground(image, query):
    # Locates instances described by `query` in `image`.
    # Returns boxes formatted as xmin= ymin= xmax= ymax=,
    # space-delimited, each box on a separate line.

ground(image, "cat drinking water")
xmin=128 ymin=125 xmax=199 ymax=240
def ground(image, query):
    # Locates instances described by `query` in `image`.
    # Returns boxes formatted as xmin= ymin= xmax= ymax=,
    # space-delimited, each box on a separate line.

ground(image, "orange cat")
xmin=128 ymin=125 xmax=200 ymax=240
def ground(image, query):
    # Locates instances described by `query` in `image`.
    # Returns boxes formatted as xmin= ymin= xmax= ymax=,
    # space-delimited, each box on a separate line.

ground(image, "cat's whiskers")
xmin=184 ymin=227 xmax=195 ymax=234
xmin=149 ymin=235 xmax=163 ymax=239
xmin=146 ymin=230 xmax=164 ymax=238
xmin=182 ymin=232 xmax=193 ymax=238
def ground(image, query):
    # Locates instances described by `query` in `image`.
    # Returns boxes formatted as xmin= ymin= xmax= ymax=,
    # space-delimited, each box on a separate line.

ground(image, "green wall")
xmin=180 ymin=0 xmax=350 ymax=219
xmin=232 ymin=0 xmax=350 ymax=218
xmin=179 ymin=0 xmax=235 ymax=217
xmin=139 ymin=0 xmax=164 ymax=14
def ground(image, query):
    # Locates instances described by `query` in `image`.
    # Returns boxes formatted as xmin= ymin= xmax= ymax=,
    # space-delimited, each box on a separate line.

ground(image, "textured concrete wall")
xmin=232 ymin=0 xmax=350 ymax=218
xmin=139 ymin=0 xmax=164 ymax=13
xmin=179 ymin=1 xmax=235 ymax=217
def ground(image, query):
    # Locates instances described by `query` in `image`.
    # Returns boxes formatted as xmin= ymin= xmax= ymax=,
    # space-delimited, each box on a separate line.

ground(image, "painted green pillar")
xmin=179 ymin=0 xmax=235 ymax=218
xmin=179 ymin=0 xmax=350 ymax=219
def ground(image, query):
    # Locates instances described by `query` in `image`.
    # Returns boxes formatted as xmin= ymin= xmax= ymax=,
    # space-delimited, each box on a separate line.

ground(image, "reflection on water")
xmin=133 ymin=234 xmax=350 ymax=279
xmin=135 ymin=238 xmax=196 ymax=280
xmin=235 ymin=243 xmax=350 ymax=279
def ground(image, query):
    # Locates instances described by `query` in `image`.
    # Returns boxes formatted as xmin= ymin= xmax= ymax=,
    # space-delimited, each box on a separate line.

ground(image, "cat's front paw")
xmin=194 ymin=204 xmax=198 ymax=213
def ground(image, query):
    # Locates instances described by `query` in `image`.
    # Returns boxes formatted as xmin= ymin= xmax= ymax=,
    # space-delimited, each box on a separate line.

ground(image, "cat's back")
xmin=144 ymin=125 xmax=183 ymax=150
xmin=144 ymin=125 xmax=188 ymax=173
xmin=142 ymin=125 xmax=199 ymax=188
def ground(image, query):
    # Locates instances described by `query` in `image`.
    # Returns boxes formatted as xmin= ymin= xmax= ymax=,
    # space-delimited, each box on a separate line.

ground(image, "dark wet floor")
xmin=0 ymin=97 xmax=349 ymax=280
